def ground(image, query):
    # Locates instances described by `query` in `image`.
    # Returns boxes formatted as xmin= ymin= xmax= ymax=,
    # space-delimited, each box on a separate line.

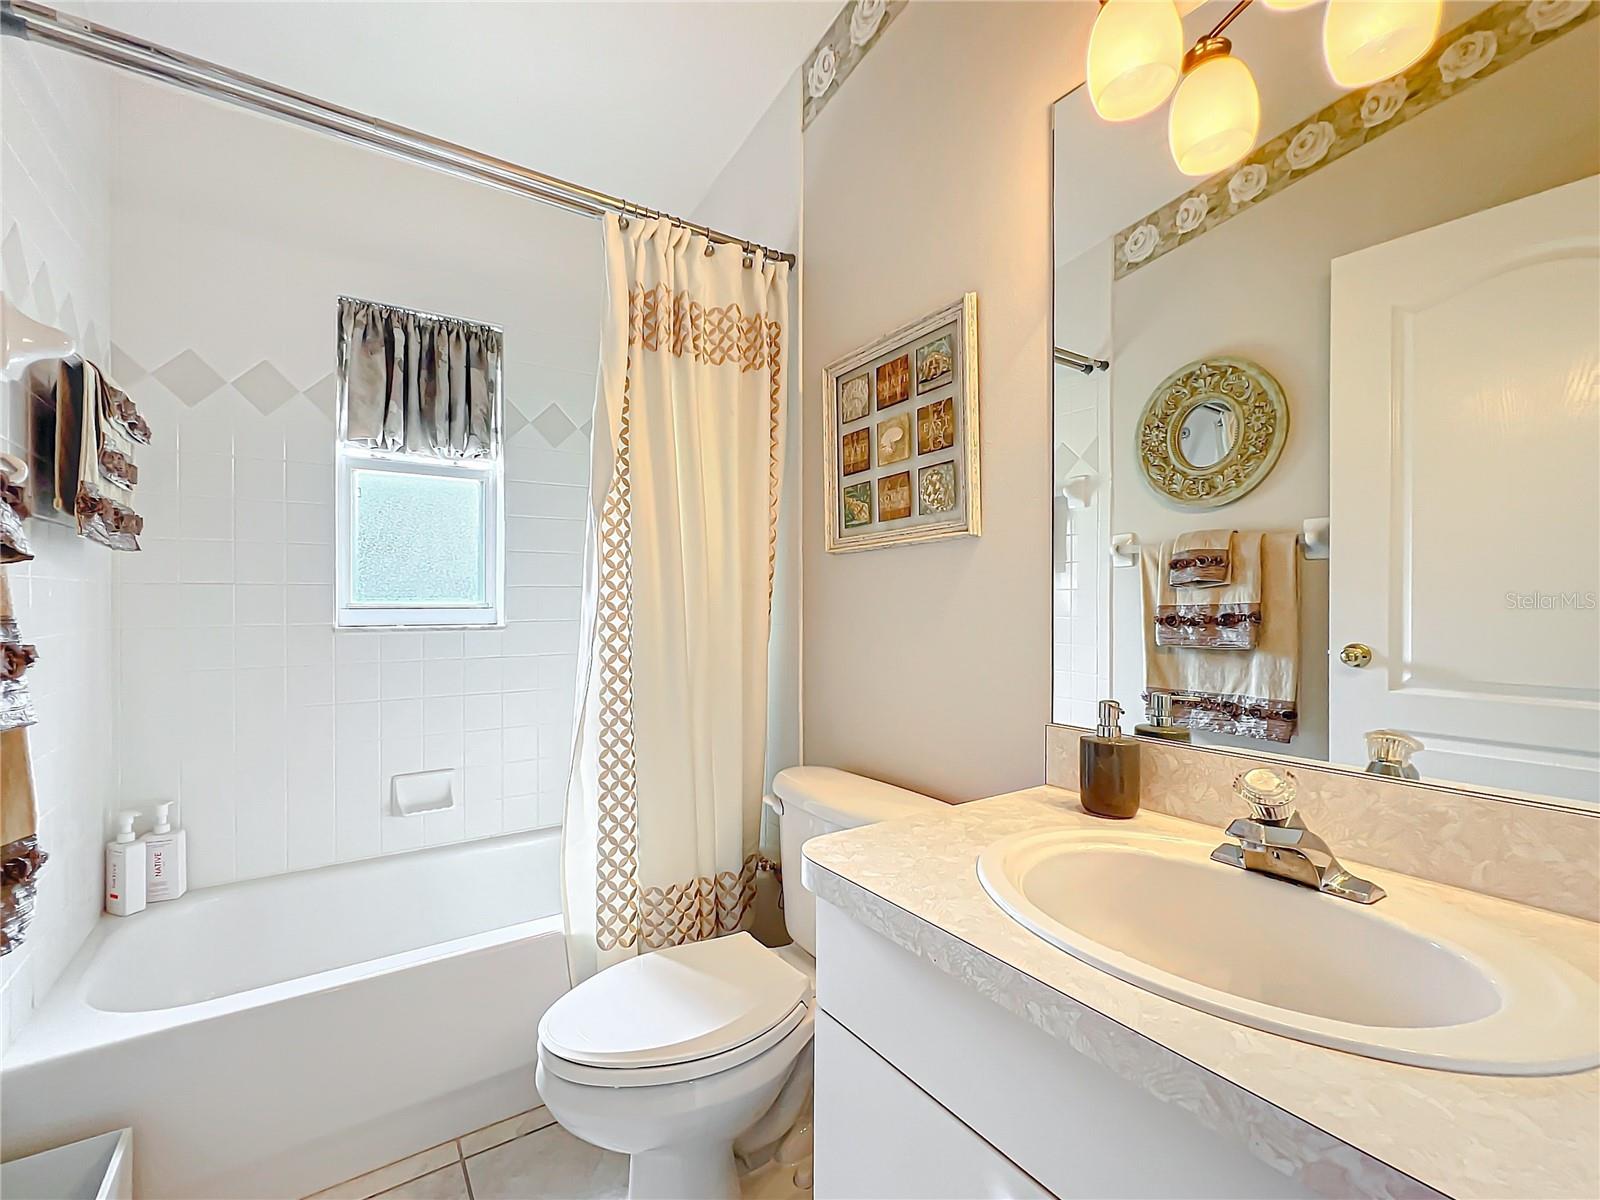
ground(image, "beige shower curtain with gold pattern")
xmin=562 ymin=215 xmax=788 ymax=981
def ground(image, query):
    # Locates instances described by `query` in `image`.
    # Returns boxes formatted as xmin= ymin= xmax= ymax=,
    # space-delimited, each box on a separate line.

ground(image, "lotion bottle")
xmin=105 ymin=810 xmax=147 ymax=916
xmin=143 ymin=801 xmax=188 ymax=902
xmin=1079 ymin=700 xmax=1141 ymax=819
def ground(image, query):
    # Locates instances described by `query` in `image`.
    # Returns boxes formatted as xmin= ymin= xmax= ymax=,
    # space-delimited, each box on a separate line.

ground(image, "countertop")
xmin=802 ymin=786 xmax=1600 ymax=1200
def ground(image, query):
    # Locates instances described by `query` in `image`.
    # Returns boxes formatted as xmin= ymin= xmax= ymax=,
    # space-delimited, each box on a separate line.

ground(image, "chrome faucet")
xmin=1209 ymin=767 xmax=1386 ymax=904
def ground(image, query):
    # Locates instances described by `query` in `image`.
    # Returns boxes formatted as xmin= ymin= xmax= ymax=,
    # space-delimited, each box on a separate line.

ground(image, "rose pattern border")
xmin=802 ymin=0 xmax=908 ymax=130
xmin=1112 ymin=0 xmax=1598 ymax=279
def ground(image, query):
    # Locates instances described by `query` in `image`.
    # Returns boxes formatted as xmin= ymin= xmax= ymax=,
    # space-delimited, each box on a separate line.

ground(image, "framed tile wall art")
xmin=823 ymin=294 xmax=980 ymax=552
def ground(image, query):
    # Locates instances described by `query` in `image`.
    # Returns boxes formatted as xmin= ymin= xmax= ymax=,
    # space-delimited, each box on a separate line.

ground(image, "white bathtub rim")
xmin=5 ymin=910 xmax=566 ymax=1070
xmin=4 ymin=830 xmax=568 ymax=1070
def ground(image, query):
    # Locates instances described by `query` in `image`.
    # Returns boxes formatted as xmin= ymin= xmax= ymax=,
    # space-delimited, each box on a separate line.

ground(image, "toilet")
xmin=535 ymin=766 xmax=943 ymax=1199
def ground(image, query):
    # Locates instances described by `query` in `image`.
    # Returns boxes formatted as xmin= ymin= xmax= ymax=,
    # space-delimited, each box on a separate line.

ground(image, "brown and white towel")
xmin=58 ymin=361 xmax=145 ymax=551
xmin=0 ymin=456 xmax=30 ymax=564
xmin=1 ymin=568 xmax=45 ymax=956
xmin=1168 ymin=528 xmax=1234 ymax=588
xmin=1155 ymin=530 xmax=1263 ymax=650
xmin=1143 ymin=531 xmax=1300 ymax=742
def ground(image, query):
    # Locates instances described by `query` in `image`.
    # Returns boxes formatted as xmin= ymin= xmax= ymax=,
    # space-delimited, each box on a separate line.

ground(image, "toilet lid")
xmin=538 ymin=933 xmax=811 ymax=1070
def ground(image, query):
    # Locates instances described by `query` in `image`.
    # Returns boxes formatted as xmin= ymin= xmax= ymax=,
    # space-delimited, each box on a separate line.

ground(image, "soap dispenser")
xmin=1079 ymin=699 xmax=1141 ymax=819
xmin=105 ymin=810 xmax=147 ymax=916
xmin=143 ymin=801 xmax=188 ymax=902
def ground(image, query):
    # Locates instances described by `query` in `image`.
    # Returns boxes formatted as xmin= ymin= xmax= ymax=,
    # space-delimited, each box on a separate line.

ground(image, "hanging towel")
xmin=1155 ymin=531 xmax=1263 ymax=650
xmin=1 ymin=568 xmax=45 ymax=956
xmin=1143 ymin=531 xmax=1301 ymax=742
xmin=0 ymin=569 xmax=37 ymax=733
xmin=0 ymin=455 xmax=31 ymax=564
xmin=58 ymin=361 xmax=144 ymax=551
xmin=1169 ymin=528 xmax=1234 ymax=588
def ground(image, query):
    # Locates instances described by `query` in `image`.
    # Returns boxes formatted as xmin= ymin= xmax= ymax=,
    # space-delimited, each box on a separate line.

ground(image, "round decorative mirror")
xmin=1137 ymin=356 xmax=1288 ymax=507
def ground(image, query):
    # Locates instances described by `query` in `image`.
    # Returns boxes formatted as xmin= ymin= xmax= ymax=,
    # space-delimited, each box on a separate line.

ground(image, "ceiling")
xmin=77 ymin=0 xmax=837 ymax=216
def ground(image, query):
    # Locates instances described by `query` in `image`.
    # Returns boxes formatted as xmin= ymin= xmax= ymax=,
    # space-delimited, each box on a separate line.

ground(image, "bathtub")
xmin=0 ymin=829 xmax=570 ymax=1200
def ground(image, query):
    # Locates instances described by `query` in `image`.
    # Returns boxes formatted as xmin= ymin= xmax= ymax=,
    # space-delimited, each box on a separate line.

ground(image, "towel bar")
xmin=1111 ymin=520 xmax=1330 ymax=566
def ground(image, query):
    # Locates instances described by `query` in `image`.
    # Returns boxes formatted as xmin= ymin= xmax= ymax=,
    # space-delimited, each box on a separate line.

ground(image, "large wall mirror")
xmin=1050 ymin=1 xmax=1599 ymax=806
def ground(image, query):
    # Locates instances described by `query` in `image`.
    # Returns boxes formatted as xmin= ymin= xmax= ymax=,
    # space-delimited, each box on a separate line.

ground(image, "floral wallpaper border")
xmin=801 ymin=0 xmax=907 ymax=130
xmin=1113 ymin=0 xmax=1597 ymax=280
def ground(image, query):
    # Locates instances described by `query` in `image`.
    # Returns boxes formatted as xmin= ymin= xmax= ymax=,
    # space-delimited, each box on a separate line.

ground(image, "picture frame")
xmin=822 ymin=293 xmax=980 ymax=552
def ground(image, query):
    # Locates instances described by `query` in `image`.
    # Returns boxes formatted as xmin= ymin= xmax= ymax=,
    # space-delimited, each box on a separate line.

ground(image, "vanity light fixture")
xmin=1168 ymin=36 xmax=1260 ymax=176
xmin=1085 ymin=0 xmax=1441 ymax=176
xmin=1322 ymin=0 xmax=1442 ymax=88
xmin=1086 ymin=0 xmax=1185 ymax=122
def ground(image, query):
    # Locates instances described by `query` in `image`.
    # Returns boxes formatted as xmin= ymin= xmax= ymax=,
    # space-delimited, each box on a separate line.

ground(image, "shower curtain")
xmin=562 ymin=214 xmax=788 ymax=982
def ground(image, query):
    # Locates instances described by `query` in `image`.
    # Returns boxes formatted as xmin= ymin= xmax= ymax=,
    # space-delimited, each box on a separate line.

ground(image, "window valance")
xmin=337 ymin=296 xmax=502 ymax=459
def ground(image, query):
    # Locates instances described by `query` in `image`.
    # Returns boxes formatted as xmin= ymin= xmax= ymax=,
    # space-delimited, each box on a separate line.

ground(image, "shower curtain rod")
xmin=0 ymin=0 xmax=798 ymax=267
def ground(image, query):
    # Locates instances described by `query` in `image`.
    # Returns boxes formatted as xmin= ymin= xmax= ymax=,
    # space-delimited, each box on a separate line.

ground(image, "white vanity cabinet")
xmin=813 ymin=900 xmax=1317 ymax=1200
xmin=816 ymin=1012 xmax=1051 ymax=1199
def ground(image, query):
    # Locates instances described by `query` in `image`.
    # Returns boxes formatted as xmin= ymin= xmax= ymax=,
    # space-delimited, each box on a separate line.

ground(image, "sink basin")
xmin=977 ymin=828 xmax=1599 ymax=1076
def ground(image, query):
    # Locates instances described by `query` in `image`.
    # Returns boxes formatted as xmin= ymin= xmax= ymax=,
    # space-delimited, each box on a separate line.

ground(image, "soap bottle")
xmin=1134 ymin=692 xmax=1191 ymax=742
xmin=1079 ymin=699 xmax=1141 ymax=819
xmin=105 ymin=810 xmax=147 ymax=916
xmin=143 ymin=801 xmax=188 ymax=902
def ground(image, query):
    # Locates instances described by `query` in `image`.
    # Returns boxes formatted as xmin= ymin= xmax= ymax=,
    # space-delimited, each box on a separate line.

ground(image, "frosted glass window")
xmin=350 ymin=469 xmax=485 ymax=606
xmin=337 ymin=450 xmax=501 ymax=629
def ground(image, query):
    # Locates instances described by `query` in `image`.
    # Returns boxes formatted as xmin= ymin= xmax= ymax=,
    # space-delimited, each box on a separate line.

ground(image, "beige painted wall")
xmin=801 ymin=2 xmax=1094 ymax=802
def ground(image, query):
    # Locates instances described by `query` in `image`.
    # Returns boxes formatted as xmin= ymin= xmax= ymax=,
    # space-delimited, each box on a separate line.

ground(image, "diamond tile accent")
xmin=154 ymin=349 xmax=226 ymax=406
xmin=233 ymin=360 xmax=298 ymax=415
xmin=2 ymin=225 xmax=29 ymax=298
xmin=110 ymin=342 xmax=147 ymax=384
xmin=304 ymin=372 xmax=337 ymax=419
xmin=30 ymin=263 xmax=55 ymax=323
xmin=580 ymin=420 xmax=593 ymax=439
xmin=56 ymin=295 xmax=79 ymax=341
xmin=82 ymin=320 xmax=106 ymax=366
xmin=531 ymin=403 xmax=576 ymax=448
xmin=503 ymin=405 xmax=529 ymax=440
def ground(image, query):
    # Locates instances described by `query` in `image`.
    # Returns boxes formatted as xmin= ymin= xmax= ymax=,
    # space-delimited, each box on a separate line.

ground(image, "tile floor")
xmin=308 ymin=1106 xmax=811 ymax=1200
xmin=306 ymin=1108 xmax=627 ymax=1200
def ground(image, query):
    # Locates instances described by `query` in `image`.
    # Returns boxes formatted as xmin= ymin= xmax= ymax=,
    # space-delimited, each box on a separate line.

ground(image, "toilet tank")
xmin=768 ymin=766 xmax=943 ymax=956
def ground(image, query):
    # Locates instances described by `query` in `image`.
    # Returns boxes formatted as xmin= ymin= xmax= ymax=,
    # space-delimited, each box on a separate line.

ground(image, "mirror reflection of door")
xmin=1329 ymin=176 xmax=1600 ymax=805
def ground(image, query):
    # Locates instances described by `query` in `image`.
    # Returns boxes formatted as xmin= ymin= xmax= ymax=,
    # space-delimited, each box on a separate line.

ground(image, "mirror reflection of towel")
xmin=1155 ymin=531 xmax=1262 ymax=650
xmin=1143 ymin=531 xmax=1300 ymax=742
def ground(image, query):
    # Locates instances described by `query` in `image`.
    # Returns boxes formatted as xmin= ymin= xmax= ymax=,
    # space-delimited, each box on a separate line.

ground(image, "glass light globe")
xmin=1323 ymin=0 xmax=1442 ymax=88
xmin=1168 ymin=52 xmax=1261 ymax=177
xmin=1088 ymin=0 xmax=1184 ymax=122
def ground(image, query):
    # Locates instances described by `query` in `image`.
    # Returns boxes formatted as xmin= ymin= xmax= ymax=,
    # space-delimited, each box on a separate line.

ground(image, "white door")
xmin=1329 ymin=176 xmax=1600 ymax=805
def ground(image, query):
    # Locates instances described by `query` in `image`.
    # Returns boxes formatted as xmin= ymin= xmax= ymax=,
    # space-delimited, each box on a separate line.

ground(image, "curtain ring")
xmin=704 ymin=240 xmax=715 ymax=257
xmin=742 ymin=242 xmax=754 ymax=269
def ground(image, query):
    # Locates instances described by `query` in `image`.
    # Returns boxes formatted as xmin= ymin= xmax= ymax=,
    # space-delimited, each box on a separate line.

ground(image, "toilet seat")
xmin=537 ymin=933 xmax=813 ymax=1088
xmin=540 ymin=999 xmax=812 ymax=1087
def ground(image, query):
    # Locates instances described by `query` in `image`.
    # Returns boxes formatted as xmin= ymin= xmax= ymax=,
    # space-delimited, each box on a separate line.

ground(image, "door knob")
xmin=1339 ymin=643 xmax=1373 ymax=668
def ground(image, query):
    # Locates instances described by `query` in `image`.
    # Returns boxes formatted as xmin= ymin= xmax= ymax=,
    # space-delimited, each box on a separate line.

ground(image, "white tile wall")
xmin=0 ymin=38 xmax=118 ymax=1048
xmin=108 ymin=76 xmax=603 ymax=889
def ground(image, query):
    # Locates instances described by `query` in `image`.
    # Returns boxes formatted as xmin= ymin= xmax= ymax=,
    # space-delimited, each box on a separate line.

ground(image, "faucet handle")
xmin=1235 ymin=767 xmax=1297 ymax=824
